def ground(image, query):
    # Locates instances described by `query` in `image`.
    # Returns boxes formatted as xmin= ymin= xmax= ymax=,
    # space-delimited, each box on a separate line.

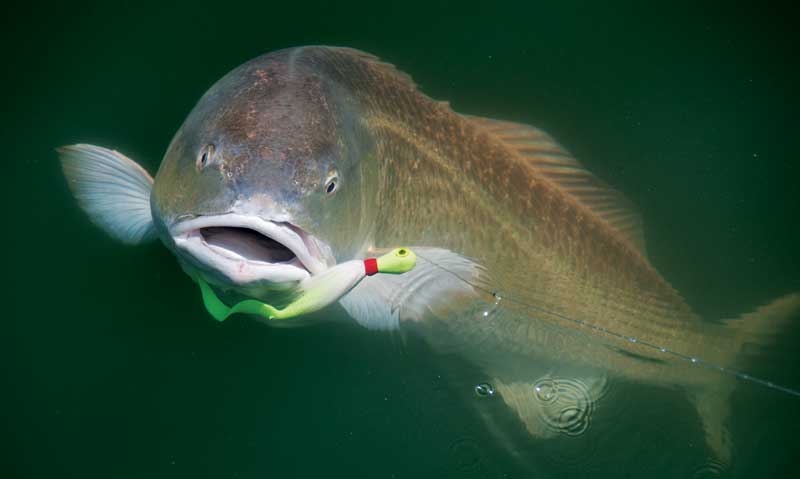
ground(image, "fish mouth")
xmin=170 ymin=214 xmax=326 ymax=285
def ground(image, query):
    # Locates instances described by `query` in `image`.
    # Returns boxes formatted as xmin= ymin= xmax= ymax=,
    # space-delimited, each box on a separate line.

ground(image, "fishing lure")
xmin=197 ymin=247 xmax=416 ymax=321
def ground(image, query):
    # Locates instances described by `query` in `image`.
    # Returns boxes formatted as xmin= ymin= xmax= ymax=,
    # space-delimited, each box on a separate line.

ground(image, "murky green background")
xmin=4 ymin=1 xmax=799 ymax=477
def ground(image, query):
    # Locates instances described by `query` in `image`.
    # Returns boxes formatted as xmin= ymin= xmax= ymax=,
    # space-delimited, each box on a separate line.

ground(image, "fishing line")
xmin=415 ymin=251 xmax=800 ymax=398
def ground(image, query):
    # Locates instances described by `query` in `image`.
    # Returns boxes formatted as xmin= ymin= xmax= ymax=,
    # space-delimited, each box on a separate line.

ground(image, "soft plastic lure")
xmin=197 ymin=247 xmax=416 ymax=321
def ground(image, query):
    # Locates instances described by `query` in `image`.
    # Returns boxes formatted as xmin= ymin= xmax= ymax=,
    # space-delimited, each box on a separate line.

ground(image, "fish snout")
xmin=169 ymin=214 xmax=330 ymax=288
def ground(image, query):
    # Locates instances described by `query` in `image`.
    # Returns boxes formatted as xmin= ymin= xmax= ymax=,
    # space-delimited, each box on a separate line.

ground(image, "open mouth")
xmin=200 ymin=227 xmax=298 ymax=263
xmin=171 ymin=214 xmax=326 ymax=285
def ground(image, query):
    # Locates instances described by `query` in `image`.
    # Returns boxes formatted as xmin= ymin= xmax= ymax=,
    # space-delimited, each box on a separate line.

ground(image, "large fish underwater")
xmin=59 ymin=46 xmax=799 ymax=464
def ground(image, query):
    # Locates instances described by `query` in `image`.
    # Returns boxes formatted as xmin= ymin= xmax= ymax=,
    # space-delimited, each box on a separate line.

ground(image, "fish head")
xmin=151 ymin=50 xmax=376 ymax=300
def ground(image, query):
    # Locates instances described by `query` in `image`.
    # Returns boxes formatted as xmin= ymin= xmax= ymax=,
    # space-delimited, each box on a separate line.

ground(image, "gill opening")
xmin=415 ymin=251 xmax=800 ymax=399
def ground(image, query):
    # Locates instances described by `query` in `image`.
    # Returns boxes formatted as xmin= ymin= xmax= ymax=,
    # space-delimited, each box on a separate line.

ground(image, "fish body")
xmin=59 ymin=46 xmax=798 ymax=463
xmin=266 ymin=48 xmax=722 ymax=384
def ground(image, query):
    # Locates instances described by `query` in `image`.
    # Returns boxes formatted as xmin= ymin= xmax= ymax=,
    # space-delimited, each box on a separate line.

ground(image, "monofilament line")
xmin=415 ymin=252 xmax=800 ymax=398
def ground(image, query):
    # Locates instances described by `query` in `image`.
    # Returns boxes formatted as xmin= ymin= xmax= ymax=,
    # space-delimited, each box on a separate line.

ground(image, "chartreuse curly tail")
xmin=197 ymin=247 xmax=416 ymax=322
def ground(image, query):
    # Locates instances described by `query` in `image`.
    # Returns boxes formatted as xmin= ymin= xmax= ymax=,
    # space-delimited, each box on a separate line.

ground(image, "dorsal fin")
xmin=334 ymin=47 xmax=418 ymax=89
xmin=464 ymin=115 xmax=647 ymax=256
xmin=333 ymin=47 xmax=647 ymax=256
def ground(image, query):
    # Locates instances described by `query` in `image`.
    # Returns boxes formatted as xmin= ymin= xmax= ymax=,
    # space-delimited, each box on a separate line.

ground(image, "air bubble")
xmin=474 ymin=383 xmax=495 ymax=397
xmin=534 ymin=379 xmax=557 ymax=402
xmin=479 ymin=291 xmax=503 ymax=319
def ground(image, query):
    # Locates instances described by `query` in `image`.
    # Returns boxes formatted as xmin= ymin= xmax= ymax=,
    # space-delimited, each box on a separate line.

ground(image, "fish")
xmin=58 ymin=46 xmax=799 ymax=463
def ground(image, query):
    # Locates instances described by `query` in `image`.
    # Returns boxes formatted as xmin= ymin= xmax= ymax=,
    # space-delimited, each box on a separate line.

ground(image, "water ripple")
xmin=448 ymin=437 xmax=484 ymax=472
xmin=532 ymin=375 xmax=607 ymax=437
xmin=692 ymin=458 xmax=727 ymax=478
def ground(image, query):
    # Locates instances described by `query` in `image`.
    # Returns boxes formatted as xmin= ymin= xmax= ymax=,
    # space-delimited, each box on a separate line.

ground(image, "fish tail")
xmin=692 ymin=292 xmax=800 ymax=464
xmin=727 ymin=292 xmax=800 ymax=366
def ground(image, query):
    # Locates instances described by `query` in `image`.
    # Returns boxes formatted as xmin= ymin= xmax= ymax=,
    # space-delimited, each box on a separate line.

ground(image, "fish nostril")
xmin=325 ymin=177 xmax=337 ymax=194
xmin=324 ymin=170 xmax=339 ymax=194
xmin=197 ymin=144 xmax=216 ymax=170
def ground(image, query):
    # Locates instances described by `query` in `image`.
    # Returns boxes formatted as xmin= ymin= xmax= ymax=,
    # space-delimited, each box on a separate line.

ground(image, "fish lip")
xmin=170 ymin=214 xmax=326 ymax=285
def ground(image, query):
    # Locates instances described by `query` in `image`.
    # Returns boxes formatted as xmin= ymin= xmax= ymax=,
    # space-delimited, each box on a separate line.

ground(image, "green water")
xmin=4 ymin=1 xmax=799 ymax=477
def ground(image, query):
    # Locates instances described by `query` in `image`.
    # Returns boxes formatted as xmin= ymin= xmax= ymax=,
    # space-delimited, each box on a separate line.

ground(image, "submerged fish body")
xmin=59 ymin=46 xmax=798 ymax=463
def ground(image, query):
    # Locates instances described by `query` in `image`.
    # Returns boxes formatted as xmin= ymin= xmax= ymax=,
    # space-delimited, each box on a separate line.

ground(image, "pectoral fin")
xmin=338 ymin=247 xmax=486 ymax=330
xmin=58 ymin=144 xmax=156 ymax=244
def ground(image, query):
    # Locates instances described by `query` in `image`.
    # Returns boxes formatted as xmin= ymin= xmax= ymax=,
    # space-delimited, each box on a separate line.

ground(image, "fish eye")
xmin=324 ymin=173 xmax=338 ymax=194
xmin=197 ymin=144 xmax=215 ymax=169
